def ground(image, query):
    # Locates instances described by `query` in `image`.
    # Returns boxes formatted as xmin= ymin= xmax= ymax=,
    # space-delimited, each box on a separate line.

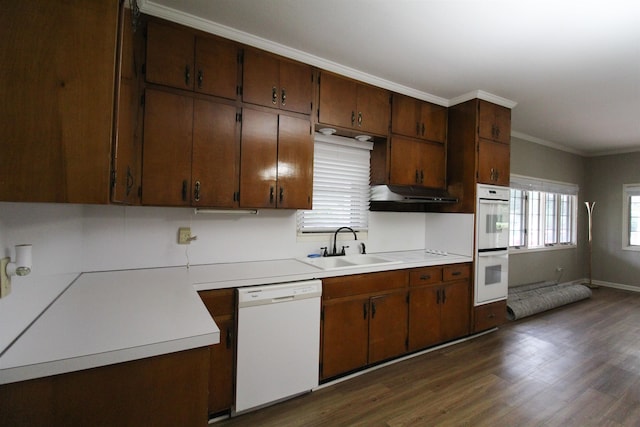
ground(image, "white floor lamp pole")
xmin=585 ymin=202 xmax=597 ymax=289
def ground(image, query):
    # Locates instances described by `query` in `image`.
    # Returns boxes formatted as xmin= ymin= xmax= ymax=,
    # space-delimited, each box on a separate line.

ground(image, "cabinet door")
xmin=318 ymin=72 xmax=357 ymax=129
xmin=356 ymin=84 xmax=390 ymax=136
xmin=321 ymin=298 xmax=369 ymax=380
xmin=195 ymin=36 xmax=238 ymax=99
xmin=477 ymin=138 xmax=510 ymax=186
xmin=277 ymin=115 xmax=313 ymax=209
xmin=145 ymin=20 xmax=194 ymax=90
xmin=279 ymin=59 xmax=313 ymax=114
xmin=242 ymin=48 xmax=280 ymax=109
xmin=192 ymin=100 xmax=239 ymax=207
xmin=142 ymin=89 xmax=193 ymax=206
xmin=207 ymin=315 xmax=235 ymax=414
xmin=369 ymin=292 xmax=408 ymax=364
xmin=417 ymin=141 xmax=446 ymax=189
xmin=389 ymin=136 xmax=421 ymax=185
xmin=1 ymin=0 xmax=119 ymax=203
xmin=391 ymin=93 xmax=420 ymax=138
xmin=439 ymin=280 xmax=471 ymax=342
xmin=419 ymin=102 xmax=447 ymax=143
xmin=239 ymin=109 xmax=278 ymax=208
xmin=112 ymin=79 xmax=142 ymax=204
xmin=478 ymin=100 xmax=511 ymax=144
xmin=408 ymin=286 xmax=441 ymax=351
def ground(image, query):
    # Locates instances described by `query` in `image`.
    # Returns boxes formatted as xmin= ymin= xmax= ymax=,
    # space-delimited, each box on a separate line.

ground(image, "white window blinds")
xmin=510 ymin=174 xmax=579 ymax=195
xmin=297 ymin=134 xmax=372 ymax=233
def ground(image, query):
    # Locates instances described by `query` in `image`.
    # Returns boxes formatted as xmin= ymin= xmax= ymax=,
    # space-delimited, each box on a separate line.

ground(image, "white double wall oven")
xmin=475 ymin=184 xmax=510 ymax=306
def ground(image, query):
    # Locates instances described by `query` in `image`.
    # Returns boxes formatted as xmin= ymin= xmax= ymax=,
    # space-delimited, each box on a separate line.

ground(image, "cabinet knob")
xmin=358 ymin=111 xmax=363 ymax=127
xmin=421 ymin=123 xmax=425 ymax=136
xmin=269 ymin=186 xmax=275 ymax=204
xmin=272 ymin=86 xmax=278 ymax=105
xmin=351 ymin=111 xmax=356 ymax=126
xmin=181 ymin=180 xmax=188 ymax=202
xmin=420 ymin=274 xmax=431 ymax=281
xmin=125 ymin=166 xmax=134 ymax=196
xmin=197 ymin=69 xmax=203 ymax=89
xmin=281 ymin=88 xmax=286 ymax=106
xmin=279 ymin=186 xmax=284 ymax=203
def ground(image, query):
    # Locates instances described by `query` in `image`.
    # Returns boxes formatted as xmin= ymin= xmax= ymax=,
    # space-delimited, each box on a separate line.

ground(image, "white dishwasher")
xmin=235 ymin=279 xmax=322 ymax=414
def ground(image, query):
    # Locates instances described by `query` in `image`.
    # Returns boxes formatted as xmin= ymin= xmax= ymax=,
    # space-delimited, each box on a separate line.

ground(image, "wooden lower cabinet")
xmin=0 ymin=347 xmax=210 ymax=426
xmin=473 ymin=299 xmax=507 ymax=333
xmin=320 ymin=271 xmax=408 ymax=380
xmin=199 ymin=289 xmax=236 ymax=416
xmin=408 ymin=264 xmax=471 ymax=352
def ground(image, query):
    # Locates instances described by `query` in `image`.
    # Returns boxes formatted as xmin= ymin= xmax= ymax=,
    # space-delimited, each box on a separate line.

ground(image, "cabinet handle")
xmin=197 ymin=69 xmax=203 ymax=89
xmin=420 ymin=170 xmax=424 ymax=184
xmin=125 ymin=166 xmax=134 ymax=196
xmin=436 ymin=289 xmax=441 ymax=304
xmin=185 ymin=65 xmax=191 ymax=86
xmin=451 ymin=271 xmax=462 ymax=276
xmin=420 ymin=274 xmax=431 ymax=281
xmin=421 ymin=123 xmax=425 ymax=136
xmin=181 ymin=180 xmax=188 ymax=201
xmin=358 ymin=111 xmax=363 ymax=127
xmin=281 ymin=88 xmax=286 ymax=106
xmin=269 ymin=186 xmax=275 ymax=204
xmin=371 ymin=301 xmax=376 ymax=319
xmin=272 ymin=86 xmax=278 ymax=105
xmin=442 ymin=289 xmax=446 ymax=304
xmin=194 ymin=180 xmax=201 ymax=202
xmin=415 ymin=170 xmax=420 ymax=184
xmin=495 ymin=126 xmax=500 ymax=139
xmin=351 ymin=111 xmax=356 ymax=126
xmin=488 ymin=312 xmax=495 ymax=319
xmin=279 ymin=187 xmax=284 ymax=203
xmin=226 ymin=327 xmax=233 ymax=349
xmin=363 ymin=303 xmax=368 ymax=319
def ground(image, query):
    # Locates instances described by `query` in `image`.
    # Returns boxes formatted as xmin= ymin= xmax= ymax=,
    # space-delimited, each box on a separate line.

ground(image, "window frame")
xmin=622 ymin=184 xmax=640 ymax=251
xmin=509 ymin=175 xmax=578 ymax=253
xmin=296 ymin=133 xmax=372 ymax=241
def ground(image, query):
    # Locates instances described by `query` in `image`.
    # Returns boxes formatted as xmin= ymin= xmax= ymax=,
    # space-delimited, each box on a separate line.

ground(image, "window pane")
xmin=509 ymin=189 xmax=526 ymax=247
xmin=558 ymin=194 xmax=572 ymax=243
xmin=545 ymin=193 xmax=557 ymax=244
xmin=528 ymin=191 xmax=542 ymax=247
xmin=630 ymin=195 xmax=640 ymax=245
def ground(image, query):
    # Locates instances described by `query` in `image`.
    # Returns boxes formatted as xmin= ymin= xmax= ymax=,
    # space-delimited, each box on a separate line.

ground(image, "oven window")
xmin=485 ymin=265 xmax=502 ymax=285
xmin=485 ymin=214 xmax=508 ymax=234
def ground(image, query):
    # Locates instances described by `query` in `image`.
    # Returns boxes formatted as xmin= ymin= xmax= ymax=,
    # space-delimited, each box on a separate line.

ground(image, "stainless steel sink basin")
xmin=298 ymin=254 xmax=401 ymax=270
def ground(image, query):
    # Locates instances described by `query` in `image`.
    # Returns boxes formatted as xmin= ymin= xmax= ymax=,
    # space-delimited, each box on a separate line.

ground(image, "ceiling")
xmin=139 ymin=0 xmax=640 ymax=156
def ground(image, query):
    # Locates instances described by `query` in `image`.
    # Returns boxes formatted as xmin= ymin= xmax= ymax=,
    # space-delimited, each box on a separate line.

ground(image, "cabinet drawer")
xmin=473 ymin=300 xmax=506 ymax=332
xmin=323 ymin=270 xmax=408 ymax=300
xmin=409 ymin=266 xmax=442 ymax=287
xmin=443 ymin=263 xmax=471 ymax=281
xmin=198 ymin=289 xmax=235 ymax=318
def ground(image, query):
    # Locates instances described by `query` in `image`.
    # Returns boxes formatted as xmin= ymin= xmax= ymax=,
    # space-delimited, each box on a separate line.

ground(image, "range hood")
xmin=370 ymin=185 xmax=458 ymax=212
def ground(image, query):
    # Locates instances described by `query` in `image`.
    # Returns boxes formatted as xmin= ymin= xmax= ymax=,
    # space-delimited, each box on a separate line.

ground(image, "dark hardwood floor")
xmin=217 ymin=287 xmax=640 ymax=426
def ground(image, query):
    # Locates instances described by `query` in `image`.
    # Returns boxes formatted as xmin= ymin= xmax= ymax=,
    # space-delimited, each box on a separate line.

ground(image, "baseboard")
xmin=575 ymin=278 xmax=640 ymax=293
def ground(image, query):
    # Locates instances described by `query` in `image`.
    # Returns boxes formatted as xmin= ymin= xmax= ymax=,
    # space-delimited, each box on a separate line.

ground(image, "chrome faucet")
xmin=324 ymin=227 xmax=358 ymax=257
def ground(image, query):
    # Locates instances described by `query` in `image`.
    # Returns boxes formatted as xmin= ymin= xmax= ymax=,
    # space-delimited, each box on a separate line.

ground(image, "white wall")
xmin=1 ymin=202 xmax=443 ymax=277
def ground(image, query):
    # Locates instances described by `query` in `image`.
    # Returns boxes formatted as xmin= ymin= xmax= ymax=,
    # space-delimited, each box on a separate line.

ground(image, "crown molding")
xmin=449 ymin=90 xmax=517 ymax=109
xmin=511 ymin=131 xmax=587 ymax=156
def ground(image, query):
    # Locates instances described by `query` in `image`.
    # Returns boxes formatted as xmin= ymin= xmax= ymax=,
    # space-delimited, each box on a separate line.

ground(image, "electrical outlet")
xmin=556 ymin=266 xmax=564 ymax=272
xmin=1 ymin=257 xmax=11 ymax=298
xmin=178 ymin=227 xmax=192 ymax=245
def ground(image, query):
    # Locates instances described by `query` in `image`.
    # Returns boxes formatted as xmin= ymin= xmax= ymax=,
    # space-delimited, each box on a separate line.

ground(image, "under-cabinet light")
xmin=194 ymin=208 xmax=259 ymax=215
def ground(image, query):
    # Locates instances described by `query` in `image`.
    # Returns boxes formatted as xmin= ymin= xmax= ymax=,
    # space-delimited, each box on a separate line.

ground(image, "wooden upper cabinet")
xmin=478 ymin=100 xmax=511 ymax=144
xmin=277 ymin=115 xmax=313 ymax=209
xmin=141 ymin=89 xmax=193 ymax=206
xmin=146 ymin=20 xmax=195 ymax=91
xmin=477 ymin=138 xmax=510 ymax=186
xmin=0 ymin=0 xmax=121 ymax=204
xmin=242 ymin=48 xmax=313 ymax=114
xmin=146 ymin=20 xmax=239 ymax=99
xmin=194 ymin=36 xmax=239 ymax=99
xmin=192 ymin=100 xmax=240 ymax=207
xmin=391 ymin=94 xmax=447 ymax=143
xmin=318 ymin=72 xmax=390 ymax=136
xmin=389 ymin=136 xmax=446 ymax=189
xmin=240 ymin=109 xmax=313 ymax=209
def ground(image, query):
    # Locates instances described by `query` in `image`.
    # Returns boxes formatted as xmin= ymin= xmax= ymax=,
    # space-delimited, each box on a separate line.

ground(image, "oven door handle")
xmin=477 ymin=249 xmax=509 ymax=257
xmin=479 ymin=199 xmax=509 ymax=205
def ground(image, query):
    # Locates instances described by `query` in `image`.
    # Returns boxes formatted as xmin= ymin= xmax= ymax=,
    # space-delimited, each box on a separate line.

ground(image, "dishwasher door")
xmin=235 ymin=280 xmax=322 ymax=414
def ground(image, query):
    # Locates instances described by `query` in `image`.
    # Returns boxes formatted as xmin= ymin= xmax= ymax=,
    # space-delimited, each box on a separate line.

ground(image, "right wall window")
xmin=623 ymin=184 xmax=640 ymax=249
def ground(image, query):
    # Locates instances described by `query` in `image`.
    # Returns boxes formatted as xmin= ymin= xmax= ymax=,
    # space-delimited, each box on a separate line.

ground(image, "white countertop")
xmin=0 ymin=251 xmax=471 ymax=385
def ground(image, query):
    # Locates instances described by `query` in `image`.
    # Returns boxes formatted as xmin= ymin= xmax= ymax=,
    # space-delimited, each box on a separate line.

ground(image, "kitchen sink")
xmin=298 ymin=254 xmax=401 ymax=270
